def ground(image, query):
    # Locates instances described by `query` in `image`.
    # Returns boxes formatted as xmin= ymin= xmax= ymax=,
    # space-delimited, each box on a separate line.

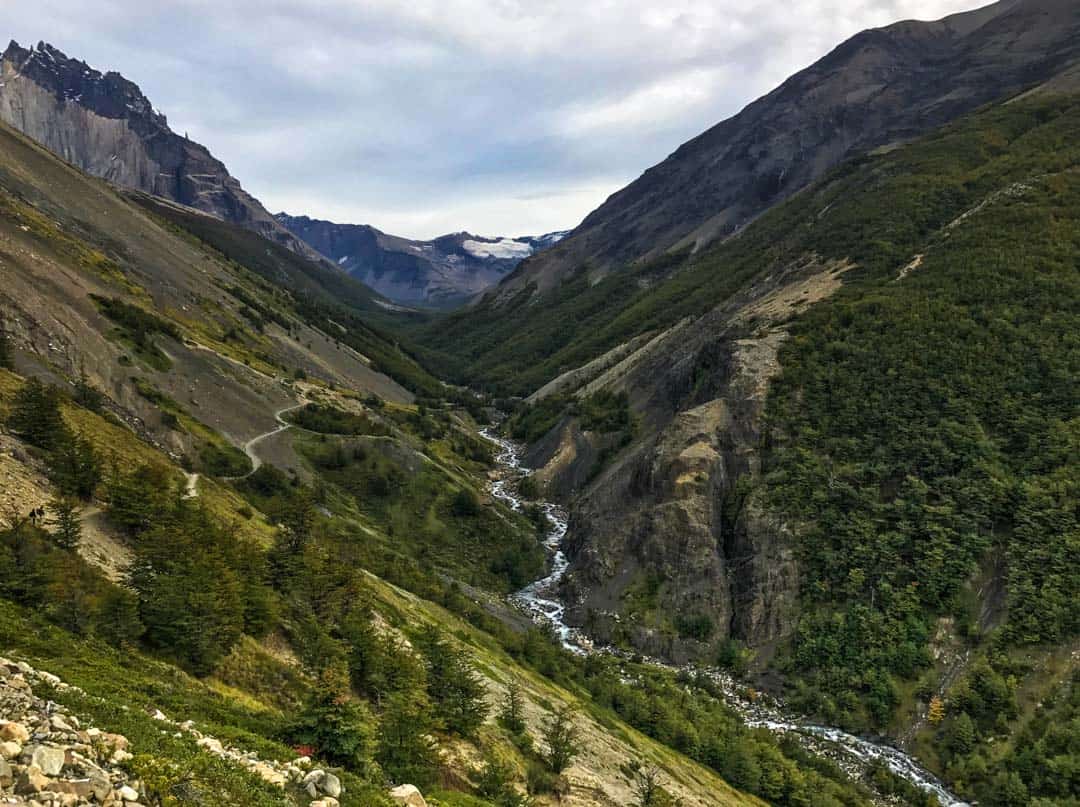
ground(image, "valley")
xmin=0 ymin=1 xmax=1077 ymax=806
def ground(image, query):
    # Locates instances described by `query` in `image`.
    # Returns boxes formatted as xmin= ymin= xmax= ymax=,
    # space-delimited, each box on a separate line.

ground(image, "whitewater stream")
xmin=481 ymin=427 xmax=967 ymax=807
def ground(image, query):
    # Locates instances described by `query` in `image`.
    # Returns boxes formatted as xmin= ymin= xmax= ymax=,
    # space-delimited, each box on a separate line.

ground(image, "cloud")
xmin=7 ymin=0 xmax=984 ymax=238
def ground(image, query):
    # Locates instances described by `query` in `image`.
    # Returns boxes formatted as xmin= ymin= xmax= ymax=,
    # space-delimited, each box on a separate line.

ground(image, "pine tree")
xmin=420 ymin=626 xmax=488 ymax=738
xmin=0 ymin=328 xmax=11 ymax=370
xmin=499 ymin=679 xmax=527 ymax=735
xmin=541 ymin=706 xmax=579 ymax=774
xmin=48 ymin=497 xmax=82 ymax=550
xmin=6 ymin=378 xmax=66 ymax=450
xmin=376 ymin=689 xmax=439 ymax=788
xmin=72 ymin=374 xmax=104 ymax=413
xmin=633 ymin=765 xmax=667 ymax=807
xmin=46 ymin=433 xmax=101 ymax=499
xmin=948 ymin=711 xmax=976 ymax=756
xmin=97 ymin=588 xmax=143 ymax=648
xmin=288 ymin=663 xmax=374 ymax=769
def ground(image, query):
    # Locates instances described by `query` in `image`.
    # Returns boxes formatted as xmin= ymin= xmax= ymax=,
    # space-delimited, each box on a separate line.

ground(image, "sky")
xmin=8 ymin=0 xmax=986 ymax=239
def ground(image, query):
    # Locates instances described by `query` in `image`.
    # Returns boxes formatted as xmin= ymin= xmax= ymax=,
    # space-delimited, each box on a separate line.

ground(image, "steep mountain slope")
xmin=277 ymin=213 xmax=566 ymax=308
xmin=504 ymin=0 xmax=1080 ymax=294
xmin=503 ymin=73 xmax=1079 ymax=806
xmin=0 ymin=40 xmax=323 ymax=264
xmin=410 ymin=0 xmax=1080 ymax=392
xmin=0 ymin=116 xmax=422 ymax=469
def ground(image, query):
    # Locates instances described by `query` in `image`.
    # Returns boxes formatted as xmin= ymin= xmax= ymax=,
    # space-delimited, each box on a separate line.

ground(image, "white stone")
xmin=29 ymin=745 xmax=65 ymax=776
xmin=389 ymin=784 xmax=428 ymax=807
xmin=321 ymin=771 xmax=341 ymax=798
xmin=196 ymin=736 xmax=223 ymax=755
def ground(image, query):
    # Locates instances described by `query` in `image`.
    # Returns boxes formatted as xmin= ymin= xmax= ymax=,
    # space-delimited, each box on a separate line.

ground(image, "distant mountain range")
xmin=276 ymin=214 xmax=567 ymax=308
xmin=0 ymin=40 xmax=564 ymax=308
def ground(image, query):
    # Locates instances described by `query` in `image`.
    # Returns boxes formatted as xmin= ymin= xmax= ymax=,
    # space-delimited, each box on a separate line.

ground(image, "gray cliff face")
xmin=277 ymin=213 xmax=567 ymax=308
xmin=503 ymin=0 xmax=1080 ymax=296
xmin=551 ymin=257 xmax=849 ymax=664
xmin=0 ymin=40 xmax=322 ymax=263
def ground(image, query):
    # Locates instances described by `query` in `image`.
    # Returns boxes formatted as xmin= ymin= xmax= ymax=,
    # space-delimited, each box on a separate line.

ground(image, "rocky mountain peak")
xmin=2 ymin=40 xmax=167 ymax=130
xmin=0 ymin=40 xmax=327 ymax=264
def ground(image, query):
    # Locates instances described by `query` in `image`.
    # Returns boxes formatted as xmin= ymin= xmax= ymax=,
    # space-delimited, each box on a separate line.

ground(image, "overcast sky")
xmin=9 ymin=0 xmax=985 ymax=239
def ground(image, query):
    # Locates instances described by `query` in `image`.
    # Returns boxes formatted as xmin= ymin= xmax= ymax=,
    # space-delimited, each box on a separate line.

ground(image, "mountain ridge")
xmin=497 ymin=0 xmax=1080 ymax=298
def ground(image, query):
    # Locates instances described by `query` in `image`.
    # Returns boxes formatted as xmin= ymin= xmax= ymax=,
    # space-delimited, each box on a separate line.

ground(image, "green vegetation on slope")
xmin=759 ymin=99 xmax=1080 ymax=801
xmin=0 ymin=365 xmax=880 ymax=806
xmin=410 ymin=91 xmax=1080 ymax=805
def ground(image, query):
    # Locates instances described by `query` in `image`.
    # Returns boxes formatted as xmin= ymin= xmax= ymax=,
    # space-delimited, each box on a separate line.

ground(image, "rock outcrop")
xmin=0 ymin=41 xmax=322 ymax=265
xmin=388 ymin=784 xmax=428 ymax=806
xmin=0 ymin=655 xmax=334 ymax=806
xmin=557 ymin=257 xmax=850 ymax=664
xmin=0 ymin=657 xmax=144 ymax=805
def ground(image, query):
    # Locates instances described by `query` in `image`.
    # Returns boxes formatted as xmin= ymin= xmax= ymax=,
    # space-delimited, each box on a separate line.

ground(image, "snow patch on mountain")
xmin=463 ymin=238 xmax=534 ymax=260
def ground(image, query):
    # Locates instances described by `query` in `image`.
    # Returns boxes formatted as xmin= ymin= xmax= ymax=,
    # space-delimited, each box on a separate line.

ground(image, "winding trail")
xmin=482 ymin=427 xmax=967 ymax=807
xmin=227 ymin=400 xmax=307 ymax=480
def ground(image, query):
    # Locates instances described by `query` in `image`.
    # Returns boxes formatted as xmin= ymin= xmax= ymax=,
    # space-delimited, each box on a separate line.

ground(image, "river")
xmin=481 ymin=427 xmax=967 ymax=807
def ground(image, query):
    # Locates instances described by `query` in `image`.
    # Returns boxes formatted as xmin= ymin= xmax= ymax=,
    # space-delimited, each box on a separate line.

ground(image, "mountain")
xmin=277 ymin=213 xmax=567 ymax=308
xmin=0 ymin=39 xmax=568 ymax=311
xmin=405 ymin=0 xmax=1080 ymax=395
xmin=498 ymin=0 xmax=1080 ymax=298
xmin=0 ymin=39 xmax=324 ymax=264
xmin=476 ymin=33 xmax=1080 ymax=807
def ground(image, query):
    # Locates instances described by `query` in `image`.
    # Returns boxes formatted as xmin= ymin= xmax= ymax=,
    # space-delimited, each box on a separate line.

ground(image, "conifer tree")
xmin=288 ymin=663 xmax=374 ymax=769
xmin=419 ymin=625 xmax=488 ymax=738
xmin=46 ymin=433 xmax=101 ymax=499
xmin=376 ymin=689 xmax=439 ymax=788
xmin=499 ymin=678 xmax=527 ymax=735
xmin=0 ymin=328 xmax=11 ymax=370
xmin=97 ymin=588 xmax=144 ymax=648
xmin=6 ymin=378 xmax=66 ymax=450
xmin=948 ymin=711 xmax=976 ymax=756
xmin=633 ymin=765 xmax=666 ymax=807
xmin=48 ymin=497 xmax=82 ymax=550
xmin=542 ymin=706 xmax=579 ymax=774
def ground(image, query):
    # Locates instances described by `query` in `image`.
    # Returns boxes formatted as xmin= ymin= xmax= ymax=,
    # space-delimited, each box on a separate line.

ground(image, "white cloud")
xmin=6 ymin=0 xmax=985 ymax=239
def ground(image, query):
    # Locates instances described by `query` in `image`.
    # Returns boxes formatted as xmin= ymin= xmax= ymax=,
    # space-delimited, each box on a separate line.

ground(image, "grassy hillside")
xmin=0 ymin=116 xmax=873 ymax=807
